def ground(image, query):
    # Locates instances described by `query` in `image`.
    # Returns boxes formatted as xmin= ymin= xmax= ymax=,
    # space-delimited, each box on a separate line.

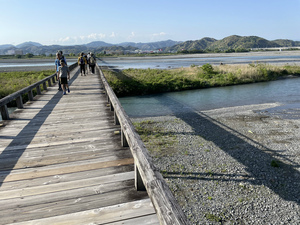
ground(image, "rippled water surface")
xmin=120 ymin=78 xmax=300 ymax=118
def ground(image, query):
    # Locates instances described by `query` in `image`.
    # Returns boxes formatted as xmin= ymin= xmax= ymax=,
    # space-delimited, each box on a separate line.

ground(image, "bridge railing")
xmin=96 ymin=64 xmax=189 ymax=225
xmin=0 ymin=62 xmax=77 ymax=120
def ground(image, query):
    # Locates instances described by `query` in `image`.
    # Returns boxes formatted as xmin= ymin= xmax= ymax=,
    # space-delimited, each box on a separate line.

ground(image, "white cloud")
xmin=88 ymin=33 xmax=106 ymax=39
xmin=129 ymin=32 xmax=135 ymax=37
xmin=110 ymin=32 xmax=116 ymax=38
xmin=54 ymin=33 xmax=109 ymax=45
xmin=53 ymin=31 xmax=168 ymax=45
xmin=152 ymin=32 xmax=167 ymax=37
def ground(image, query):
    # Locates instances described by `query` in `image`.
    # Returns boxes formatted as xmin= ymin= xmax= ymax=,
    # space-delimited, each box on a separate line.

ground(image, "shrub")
xmin=201 ymin=63 xmax=215 ymax=74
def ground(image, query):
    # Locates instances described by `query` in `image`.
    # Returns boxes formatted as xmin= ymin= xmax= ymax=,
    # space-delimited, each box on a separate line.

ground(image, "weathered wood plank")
xmin=0 ymin=147 xmax=132 ymax=171
xmin=0 ymin=185 xmax=149 ymax=224
xmin=0 ymin=171 xmax=134 ymax=200
xmin=0 ymin=164 xmax=134 ymax=191
xmin=6 ymin=199 xmax=158 ymax=225
xmin=0 ymin=132 xmax=121 ymax=152
xmin=0 ymin=138 xmax=122 ymax=158
xmin=1 ymin=158 xmax=134 ymax=182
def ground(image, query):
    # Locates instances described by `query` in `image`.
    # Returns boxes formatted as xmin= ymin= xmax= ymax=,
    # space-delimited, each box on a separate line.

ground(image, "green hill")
xmin=166 ymin=35 xmax=300 ymax=52
xmin=272 ymin=39 xmax=300 ymax=47
xmin=169 ymin=37 xmax=217 ymax=51
xmin=208 ymin=35 xmax=280 ymax=50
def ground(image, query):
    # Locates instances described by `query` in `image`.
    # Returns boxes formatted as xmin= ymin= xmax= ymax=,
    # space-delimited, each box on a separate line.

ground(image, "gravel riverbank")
xmin=132 ymin=103 xmax=300 ymax=224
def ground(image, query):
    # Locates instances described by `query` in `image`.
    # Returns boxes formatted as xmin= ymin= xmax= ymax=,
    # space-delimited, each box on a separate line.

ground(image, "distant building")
xmin=15 ymin=49 xmax=23 ymax=55
xmin=6 ymin=50 xmax=15 ymax=55
xmin=6 ymin=49 xmax=23 ymax=55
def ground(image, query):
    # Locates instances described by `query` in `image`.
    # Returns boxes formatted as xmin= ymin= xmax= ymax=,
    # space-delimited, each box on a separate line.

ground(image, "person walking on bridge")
xmin=88 ymin=53 xmax=96 ymax=74
xmin=55 ymin=51 xmax=67 ymax=90
xmin=78 ymin=52 xmax=87 ymax=76
xmin=58 ymin=60 xmax=70 ymax=95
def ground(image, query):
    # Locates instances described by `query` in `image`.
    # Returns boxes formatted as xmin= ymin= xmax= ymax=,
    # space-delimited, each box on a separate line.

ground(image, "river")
xmin=98 ymin=52 xmax=300 ymax=119
xmin=99 ymin=51 xmax=300 ymax=69
xmin=119 ymin=77 xmax=300 ymax=119
xmin=1 ymin=52 xmax=300 ymax=120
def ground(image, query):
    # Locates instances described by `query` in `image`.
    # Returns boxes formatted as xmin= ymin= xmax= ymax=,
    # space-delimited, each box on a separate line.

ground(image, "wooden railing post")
xmin=135 ymin=163 xmax=146 ymax=191
xmin=114 ymin=111 xmax=120 ymax=125
xmin=43 ymin=82 xmax=47 ymax=91
xmin=16 ymin=96 xmax=24 ymax=109
xmin=28 ymin=90 xmax=34 ymax=101
xmin=121 ymin=130 xmax=129 ymax=147
xmin=48 ymin=79 xmax=51 ymax=87
xmin=110 ymin=101 xmax=114 ymax=111
xmin=0 ymin=105 xmax=9 ymax=120
xmin=36 ymin=85 xmax=41 ymax=95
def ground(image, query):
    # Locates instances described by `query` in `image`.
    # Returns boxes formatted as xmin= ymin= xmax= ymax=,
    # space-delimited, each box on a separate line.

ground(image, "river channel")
xmin=1 ymin=52 xmax=300 ymax=121
xmin=119 ymin=77 xmax=300 ymax=119
xmin=98 ymin=53 xmax=300 ymax=119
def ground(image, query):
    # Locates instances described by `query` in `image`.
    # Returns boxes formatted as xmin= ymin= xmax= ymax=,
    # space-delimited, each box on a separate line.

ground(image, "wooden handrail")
xmin=96 ymin=64 xmax=189 ymax=225
xmin=0 ymin=62 xmax=77 ymax=120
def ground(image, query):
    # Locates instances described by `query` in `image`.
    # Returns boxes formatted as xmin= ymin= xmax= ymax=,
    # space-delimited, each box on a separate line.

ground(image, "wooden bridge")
xmin=0 ymin=63 xmax=188 ymax=225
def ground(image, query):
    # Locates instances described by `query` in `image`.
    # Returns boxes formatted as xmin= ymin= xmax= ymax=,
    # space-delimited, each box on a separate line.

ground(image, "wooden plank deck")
xmin=0 ymin=67 xmax=159 ymax=225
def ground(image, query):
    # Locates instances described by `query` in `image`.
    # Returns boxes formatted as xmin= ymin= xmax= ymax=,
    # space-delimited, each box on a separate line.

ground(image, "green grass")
xmin=205 ymin=213 xmax=222 ymax=222
xmin=0 ymin=70 xmax=55 ymax=105
xmin=103 ymin=63 xmax=300 ymax=97
xmin=133 ymin=120 xmax=177 ymax=157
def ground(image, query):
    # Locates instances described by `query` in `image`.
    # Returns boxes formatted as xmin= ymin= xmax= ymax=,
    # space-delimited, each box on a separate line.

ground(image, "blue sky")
xmin=1 ymin=0 xmax=299 ymax=46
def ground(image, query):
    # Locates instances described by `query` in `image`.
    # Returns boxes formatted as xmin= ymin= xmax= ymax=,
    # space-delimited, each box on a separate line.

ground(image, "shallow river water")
xmin=119 ymin=77 xmax=300 ymax=118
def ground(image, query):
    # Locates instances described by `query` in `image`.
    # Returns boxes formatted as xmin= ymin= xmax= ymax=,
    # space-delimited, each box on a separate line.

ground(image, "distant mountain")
xmin=119 ymin=40 xmax=182 ymax=50
xmin=85 ymin=41 xmax=113 ymax=48
xmin=1 ymin=36 xmax=300 ymax=55
xmin=272 ymin=39 xmax=300 ymax=47
xmin=16 ymin=41 xmax=43 ymax=48
xmin=167 ymin=35 xmax=300 ymax=52
xmin=0 ymin=44 xmax=14 ymax=50
xmin=166 ymin=37 xmax=217 ymax=51
xmin=0 ymin=40 xmax=183 ymax=55
xmin=208 ymin=35 xmax=280 ymax=50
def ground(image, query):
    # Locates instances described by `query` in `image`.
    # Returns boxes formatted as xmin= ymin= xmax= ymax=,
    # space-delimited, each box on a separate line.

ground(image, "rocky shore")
xmin=132 ymin=103 xmax=300 ymax=224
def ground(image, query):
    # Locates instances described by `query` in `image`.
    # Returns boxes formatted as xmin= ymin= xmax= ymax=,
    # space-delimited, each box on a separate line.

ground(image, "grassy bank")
xmin=103 ymin=63 xmax=300 ymax=97
xmin=0 ymin=70 xmax=55 ymax=105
